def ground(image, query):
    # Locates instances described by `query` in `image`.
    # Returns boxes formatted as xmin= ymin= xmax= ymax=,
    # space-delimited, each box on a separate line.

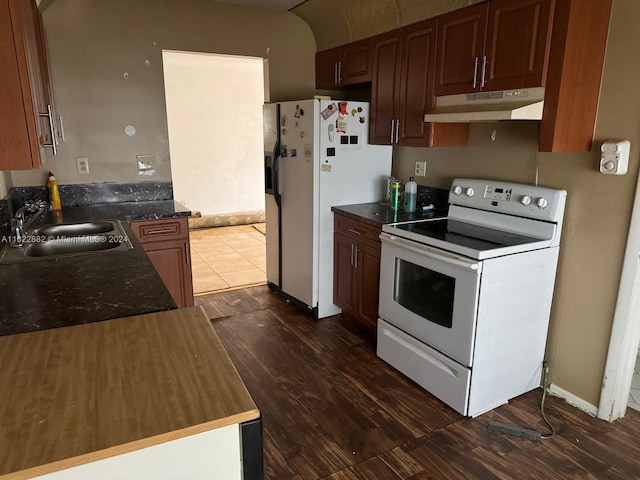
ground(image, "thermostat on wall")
xmin=600 ymin=139 xmax=630 ymax=175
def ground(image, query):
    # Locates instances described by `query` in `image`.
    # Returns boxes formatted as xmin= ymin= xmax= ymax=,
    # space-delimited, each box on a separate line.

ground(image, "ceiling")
xmin=209 ymin=0 xmax=306 ymax=10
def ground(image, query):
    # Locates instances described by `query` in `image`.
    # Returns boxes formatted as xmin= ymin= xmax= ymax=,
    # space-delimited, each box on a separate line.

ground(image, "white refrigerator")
xmin=264 ymin=99 xmax=392 ymax=318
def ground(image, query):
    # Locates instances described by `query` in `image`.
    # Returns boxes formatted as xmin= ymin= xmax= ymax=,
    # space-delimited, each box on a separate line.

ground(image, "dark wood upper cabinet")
xmin=369 ymin=30 xmax=402 ymax=145
xmin=435 ymin=0 xmax=553 ymax=96
xmin=1 ymin=0 xmax=57 ymax=170
xmin=315 ymin=47 xmax=341 ymax=90
xmin=370 ymin=21 xmax=469 ymax=147
xmin=316 ymin=38 xmax=372 ymax=89
xmin=434 ymin=3 xmax=488 ymax=96
xmin=486 ymin=0 xmax=553 ymax=91
xmin=539 ymin=0 xmax=612 ymax=152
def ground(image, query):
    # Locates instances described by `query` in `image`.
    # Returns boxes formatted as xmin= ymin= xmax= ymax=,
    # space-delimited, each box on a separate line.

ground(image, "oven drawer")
xmin=377 ymin=319 xmax=470 ymax=416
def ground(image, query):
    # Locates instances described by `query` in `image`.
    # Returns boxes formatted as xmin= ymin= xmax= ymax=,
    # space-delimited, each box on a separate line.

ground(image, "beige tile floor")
xmin=189 ymin=223 xmax=266 ymax=295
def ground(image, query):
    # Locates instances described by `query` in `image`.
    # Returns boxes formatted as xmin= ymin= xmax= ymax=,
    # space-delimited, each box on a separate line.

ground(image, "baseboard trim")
xmin=189 ymin=211 xmax=265 ymax=229
xmin=549 ymin=383 xmax=599 ymax=417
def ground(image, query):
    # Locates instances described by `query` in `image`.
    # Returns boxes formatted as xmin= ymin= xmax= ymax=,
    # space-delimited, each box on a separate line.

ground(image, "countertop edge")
xmin=332 ymin=202 xmax=448 ymax=228
xmin=0 ymin=307 xmax=260 ymax=478
xmin=0 ymin=410 xmax=261 ymax=480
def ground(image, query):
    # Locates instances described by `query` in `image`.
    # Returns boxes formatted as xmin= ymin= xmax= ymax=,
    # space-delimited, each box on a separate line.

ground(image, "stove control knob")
xmin=464 ymin=187 xmax=475 ymax=197
xmin=452 ymin=186 xmax=463 ymax=196
xmin=520 ymin=195 xmax=532 ymax=206
xmin=536 ymin=197 xmax=549 ymax=209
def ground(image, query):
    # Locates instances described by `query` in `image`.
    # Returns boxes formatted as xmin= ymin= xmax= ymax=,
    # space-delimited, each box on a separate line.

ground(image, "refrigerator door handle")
xmin=273 ymin=142 xmax=282 ymax=208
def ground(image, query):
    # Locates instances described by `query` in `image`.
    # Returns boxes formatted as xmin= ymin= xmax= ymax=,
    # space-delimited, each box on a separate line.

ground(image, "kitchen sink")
xmin=31 ymin=221 xmax=116 ymax=237
xmin=25 ymin=235 xmax=124 ymax=257
xmin=0 ymin=219 xmax=133 ymax=264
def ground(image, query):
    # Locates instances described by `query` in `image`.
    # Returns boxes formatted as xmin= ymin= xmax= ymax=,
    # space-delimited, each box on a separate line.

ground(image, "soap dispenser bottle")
xmin=47 ymin=171 xmax=62 ymax=211
xmin=404 ymin=177 xmax=417 ymax=213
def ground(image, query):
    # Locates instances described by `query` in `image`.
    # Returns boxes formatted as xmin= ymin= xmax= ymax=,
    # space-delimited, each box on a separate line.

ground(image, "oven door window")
xmin=393 ymin=258 xmax=455 ymax=328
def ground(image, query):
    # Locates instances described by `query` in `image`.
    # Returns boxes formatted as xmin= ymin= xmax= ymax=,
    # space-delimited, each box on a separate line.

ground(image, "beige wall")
xmin=11 ymin=0 xmax=316 ymax=187
xmin=394 ymin=1 xmax=640 ymax=407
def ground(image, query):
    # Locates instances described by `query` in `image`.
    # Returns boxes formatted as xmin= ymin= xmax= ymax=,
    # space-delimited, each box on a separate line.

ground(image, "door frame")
xmin=598 ymin=167 xmax=640 ymax=421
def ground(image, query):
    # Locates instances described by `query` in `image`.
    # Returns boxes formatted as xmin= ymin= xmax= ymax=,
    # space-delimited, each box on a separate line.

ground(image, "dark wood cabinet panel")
xmin=1 ymin=0 xmax=56 ymax=170
xmin=341 ymin=38 xmax=373 ymax=85
xmin=371 ymin=22 xmax=469 ymax=147
xmin=315 ymin=47 xmax=341 ymax=89
xmin=539 ymin=0 xmax=612 ymax=152
xmin=333 ymin=232 xmax=356 ymax=317
xmin=486 ymin=0 xmax=553 ymax=91
xmin=369 ymin=30 xmax=402 ymax=145
xmin=144 ymin=240 xmax=194 ymax=310
xmin=333 ymin=214 xmax=382 ymax=335
xmin=398 ymin=21 xmax=436 ymax=146
xmin=315 ymin=38 xmax=372 ymax=89
xmin=355 ymin=242 xmax=381 ymax=331
xmin=132 ymin=217 xmax=194 ymax=309
xmin=434 ymin=3 xmax=488 ymax=96
xmin=435 ymin=0 xmax=552 ymax=95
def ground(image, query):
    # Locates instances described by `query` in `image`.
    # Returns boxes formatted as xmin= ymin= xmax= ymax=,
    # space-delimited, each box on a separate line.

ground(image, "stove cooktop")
xmin=393 ymin=219 xmax=541 ymax=253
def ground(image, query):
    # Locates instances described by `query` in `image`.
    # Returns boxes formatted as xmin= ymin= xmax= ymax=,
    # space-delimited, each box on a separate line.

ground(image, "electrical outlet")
xmin=415 ymin=161 xmax=427 ymax=177
xmin=76 ymin=157 xmax=89 ymax=175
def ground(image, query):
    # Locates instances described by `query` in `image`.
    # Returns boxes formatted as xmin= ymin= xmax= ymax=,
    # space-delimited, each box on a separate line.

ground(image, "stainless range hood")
xmin=424 ymin=87 xmax=545 ymax=123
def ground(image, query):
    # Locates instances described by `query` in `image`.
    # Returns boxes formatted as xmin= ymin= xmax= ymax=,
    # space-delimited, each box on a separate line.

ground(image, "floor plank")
xmin=197 ymin=286 xmax=640 ymax=480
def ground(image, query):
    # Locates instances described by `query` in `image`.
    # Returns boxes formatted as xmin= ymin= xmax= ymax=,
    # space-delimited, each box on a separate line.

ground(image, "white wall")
xmin=33 ymin=424 xmax=241 ymax=480
xmin=163 ymin=51 xmax=265 ymax=216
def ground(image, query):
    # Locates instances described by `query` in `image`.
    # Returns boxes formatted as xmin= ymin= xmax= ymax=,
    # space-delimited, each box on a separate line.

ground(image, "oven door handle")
xmin=380 ymin=233 xmax=481 ymax=272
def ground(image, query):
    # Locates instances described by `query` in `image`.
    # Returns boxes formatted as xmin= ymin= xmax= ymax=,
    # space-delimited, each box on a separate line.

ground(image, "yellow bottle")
xmin=47 ymin=171 xmax=62 ymax=211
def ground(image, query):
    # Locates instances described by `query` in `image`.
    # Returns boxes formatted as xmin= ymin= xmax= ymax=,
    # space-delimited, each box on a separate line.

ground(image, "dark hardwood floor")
xmin=196 ymin=286 xmax=640 ymax=480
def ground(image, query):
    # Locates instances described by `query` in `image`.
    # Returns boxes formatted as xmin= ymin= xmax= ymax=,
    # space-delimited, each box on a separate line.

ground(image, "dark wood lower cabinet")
xmin=333 ymin=214 xmax=381 ymax=334
xmin=131 ymin=217 xmax=194 ymax=308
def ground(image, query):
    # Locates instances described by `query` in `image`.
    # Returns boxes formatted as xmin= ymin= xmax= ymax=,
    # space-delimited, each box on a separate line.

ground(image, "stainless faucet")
xmin=10 ymin=206 xmax=28 ymax=247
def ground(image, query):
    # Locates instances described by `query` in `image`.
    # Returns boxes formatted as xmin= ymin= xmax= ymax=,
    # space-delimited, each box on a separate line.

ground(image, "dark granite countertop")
xmin=0 ymin=200 xmax=191 ymax=337
xmin=332 ymin=202 xmax=448 ymax=228
xmin=29 ymin=200 xmax=191 ymax=226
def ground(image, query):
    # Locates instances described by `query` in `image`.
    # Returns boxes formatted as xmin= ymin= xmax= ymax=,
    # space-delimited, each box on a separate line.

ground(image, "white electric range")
xmin=377 ymin=178 xmax=567 ymax=417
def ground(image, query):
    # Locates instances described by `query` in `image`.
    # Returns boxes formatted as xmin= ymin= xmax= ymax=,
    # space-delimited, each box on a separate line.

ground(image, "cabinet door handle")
xmin=390 ymin=119 xmax=395 ymax=144
xmin=146 ymin=228 xmax=175 ymax=235
xmin=350 ymin=243 xmax=354 ymax=266
xmin=337 ymin=61 xmax=343 ymax=84
xmin=395 ymin=119 xmax=400 ymax=144
xmin=473 ymin=56 xmax=479 ymax=89
xmin=481 ymin=55 xmax=488 ymax=88
xmin=347 ymin=228 xmax=361 ymax=235
xmin=38 ymin=104 xmax=57 ymax=155
xmin=354 ymin=245 xmax=359 ymax=268
xmin=185 ymin=242 xmax=190 ymax=264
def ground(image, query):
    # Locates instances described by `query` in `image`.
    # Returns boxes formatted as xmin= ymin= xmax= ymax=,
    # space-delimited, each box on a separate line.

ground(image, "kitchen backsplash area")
xmin=415 ymin=184 xmax=450 ymax=211
xmin=0 ymin=181 xmax=174 ymax=227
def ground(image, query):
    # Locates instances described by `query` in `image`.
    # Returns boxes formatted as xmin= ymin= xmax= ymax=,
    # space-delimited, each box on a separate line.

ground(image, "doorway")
xmin=162 ymin=50 xmax=267 ymax=294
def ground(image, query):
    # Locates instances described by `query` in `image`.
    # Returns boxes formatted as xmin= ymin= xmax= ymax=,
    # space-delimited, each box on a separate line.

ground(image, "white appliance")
xmin=377 ymin=178 xmax=567 ymax=417
xmin=264 ymin=99 xmax=392 ymax=318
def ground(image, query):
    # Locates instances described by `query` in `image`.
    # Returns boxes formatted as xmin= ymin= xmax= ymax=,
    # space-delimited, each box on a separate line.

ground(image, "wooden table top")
xmin=0 ymin=307 xmax=259 ymax=479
